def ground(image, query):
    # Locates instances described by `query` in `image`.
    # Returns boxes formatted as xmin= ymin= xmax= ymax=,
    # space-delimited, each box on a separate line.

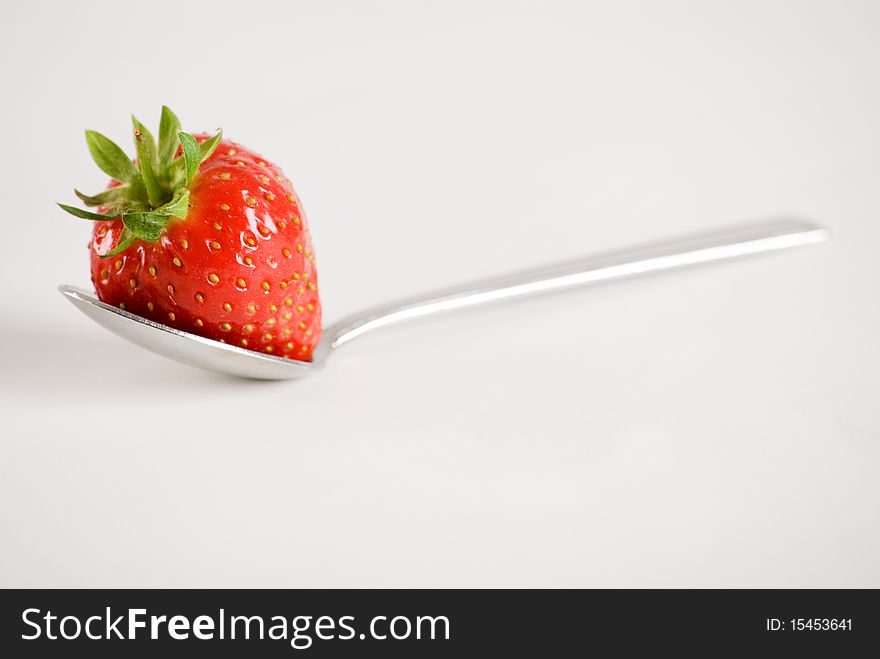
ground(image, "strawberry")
xmin=59 ymin=107 xmax=320 ymax=361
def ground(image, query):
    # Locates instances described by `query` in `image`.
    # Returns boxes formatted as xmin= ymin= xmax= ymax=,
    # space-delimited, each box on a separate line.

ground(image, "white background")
xmin=1 ymin=0 xmax=878 ymax=587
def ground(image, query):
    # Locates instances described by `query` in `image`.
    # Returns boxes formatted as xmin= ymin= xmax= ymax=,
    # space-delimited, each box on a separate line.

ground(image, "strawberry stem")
xmin=132 ymin=118 xmax=165 ymax=208
xmin=58 ymin=107 xmax=222 ymax=255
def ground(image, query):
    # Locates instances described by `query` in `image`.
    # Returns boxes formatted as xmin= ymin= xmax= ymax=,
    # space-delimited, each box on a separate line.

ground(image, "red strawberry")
xmin=60 ymin=107 xmax=321 ymax=361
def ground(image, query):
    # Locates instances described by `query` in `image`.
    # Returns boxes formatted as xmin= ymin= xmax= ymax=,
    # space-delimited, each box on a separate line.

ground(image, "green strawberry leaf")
xmin=122 ymin=211 xmax=168 ymax=242
xmin=157 ymin=105 xmax=182 ymax=170
xmin=157 ymin=190 xmax=190 ymax=219
xmin=199 ymin=129 xmax=223 ymax=162
xmin=132 ymin=116 xmax=165 ymax=208
xmin=74 ymin=187 xmax=127 ymax=207
xmin=57 ymin=203 xmax=114 ymax=221
xmin=178 ymin=132 xmax=201 ymax=186
xmin=85 ymin=130 xmax=139 ymax=183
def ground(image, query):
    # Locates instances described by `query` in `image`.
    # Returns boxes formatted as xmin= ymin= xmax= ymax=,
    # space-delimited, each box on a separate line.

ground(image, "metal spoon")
xmin=59 ymin=218 xmax=827 ymax=380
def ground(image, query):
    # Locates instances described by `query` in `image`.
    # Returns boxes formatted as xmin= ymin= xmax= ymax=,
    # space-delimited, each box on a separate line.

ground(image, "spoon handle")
xmin=325 ymin=218 xmax=828 ymax=348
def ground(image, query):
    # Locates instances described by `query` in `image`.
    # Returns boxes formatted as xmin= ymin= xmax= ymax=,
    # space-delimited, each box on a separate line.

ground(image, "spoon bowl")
xmin=59 ymin=285 xmax=326 ymax=379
